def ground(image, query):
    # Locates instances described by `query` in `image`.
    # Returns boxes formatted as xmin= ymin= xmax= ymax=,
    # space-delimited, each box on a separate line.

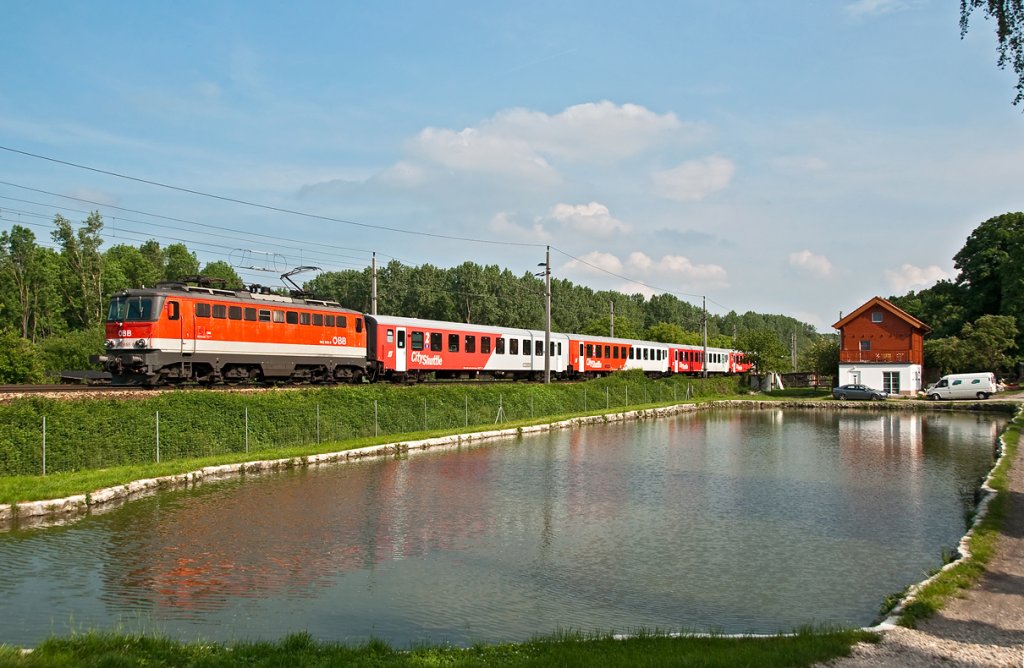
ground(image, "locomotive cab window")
xmin=195 ymin=303 xmax=211 ymax=318
xmin=108 ymin=295 xmax=164 ymax=322
xmin=448 ymin=334 xmax=459 ymax=352
xmin=411 ymin=331 xmax=424 ymax=350
xmin=167 ymin=301 xmax=179 ymax=321
xmin=355 ymin=317 xmax=363 ymax=333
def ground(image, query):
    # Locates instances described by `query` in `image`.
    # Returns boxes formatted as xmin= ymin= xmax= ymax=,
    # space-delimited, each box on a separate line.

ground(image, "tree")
xmin=961 ymin=0 xmax=1024 ymax=105
xmin=735 ymin=329 xmax=790 ymax=373
xmin=960 ymin=314 xmax=1018 ymax=371
xmin=925 ymin=336 xmax=968 ymax=375
xmin=581 ymin=315 xmax=642 ymax=339
xmin=645 ymin=322 xmax=694 ymax=344
xmin=200 ymin=261 xmax=244 ymax=290
xmin=0 ymin=225 xmax=62 ymax=341
xmin=798 ymin=335 xmax=839 ymax=379
xmin=0 ymin=328 xmax=44 ymax=383
xmin=164 ymin=243 xmax=200 ymax=281
xmin=51 ymin=212 xmax=105 ymax=330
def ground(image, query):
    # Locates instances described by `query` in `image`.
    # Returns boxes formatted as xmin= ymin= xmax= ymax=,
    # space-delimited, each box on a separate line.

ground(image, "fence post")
xmin=584 ymin=387 xmax=587 ymax=412
xmin=156 ymin=410 xmax=160 ymax=464
xmin=625 ymin=386 xmax=629 ymax=406
xmin=424 ymin=398 xmax=428 ymax=432
xmin=531 ymin=395 xmax=534 ymax=419
xmin=245 ymin=407 xmax=249 ymax=454
xmin=42 ymin=416 xmax=46 ymax=477
xmin=374 ymin=400 xmax=379 ymax=437
xmin=606 ymin=387 xmax=609 ymax=410
xmin=465 ymin=395 xmax=469 ymax=427
xmin=316 ymin=404 xmax=321 ymax=444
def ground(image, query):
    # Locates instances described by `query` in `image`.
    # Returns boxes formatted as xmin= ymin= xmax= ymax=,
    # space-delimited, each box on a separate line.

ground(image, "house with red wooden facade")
xmin=832 ymin=296 xmax=931 ymax=396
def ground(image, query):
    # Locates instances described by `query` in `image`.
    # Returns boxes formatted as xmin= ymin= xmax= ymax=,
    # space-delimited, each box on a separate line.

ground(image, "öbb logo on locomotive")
xmin=96 ymin=279 xmax=752 ymax=386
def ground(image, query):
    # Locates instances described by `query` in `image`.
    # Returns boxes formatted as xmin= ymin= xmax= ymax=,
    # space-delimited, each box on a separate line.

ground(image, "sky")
xmin=1 ymin=1 xmax=1022 ymax=332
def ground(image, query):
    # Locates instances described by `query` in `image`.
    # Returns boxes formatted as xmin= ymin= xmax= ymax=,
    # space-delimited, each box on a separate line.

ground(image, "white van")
xmin=926 ymin=372 xmax=997 ymax=400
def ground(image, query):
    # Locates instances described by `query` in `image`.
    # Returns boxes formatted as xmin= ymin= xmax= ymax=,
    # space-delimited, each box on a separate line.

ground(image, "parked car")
xmin=832 ymin=384 xmax=888 ymax=401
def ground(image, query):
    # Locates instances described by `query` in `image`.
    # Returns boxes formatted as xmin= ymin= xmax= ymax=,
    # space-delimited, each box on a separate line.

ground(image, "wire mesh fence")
xmin=0 ymin=375 xmax=728 ymax=478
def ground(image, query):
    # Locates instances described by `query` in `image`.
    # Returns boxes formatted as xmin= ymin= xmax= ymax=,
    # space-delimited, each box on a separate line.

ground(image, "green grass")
xmin=0 ymin=373 xmax=746 ymax=505
xmin=0 ymin=628 xmax=879 ymax=667
xmin=895 ymin=409 xmax=1020 ymax=627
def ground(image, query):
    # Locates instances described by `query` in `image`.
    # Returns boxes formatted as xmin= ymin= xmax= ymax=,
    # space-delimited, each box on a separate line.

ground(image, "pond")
xmin=0 ymin=408 xmax=1004 ymax=647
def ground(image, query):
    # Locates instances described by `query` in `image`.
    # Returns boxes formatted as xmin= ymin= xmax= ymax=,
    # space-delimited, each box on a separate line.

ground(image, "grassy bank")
xmin=0 ymin=628 xmax=878 ymax=667
xmin=894 ymin=406 xmax=1021 ymax=627
xmin=0 ymin=373 xmax=744 ymax=504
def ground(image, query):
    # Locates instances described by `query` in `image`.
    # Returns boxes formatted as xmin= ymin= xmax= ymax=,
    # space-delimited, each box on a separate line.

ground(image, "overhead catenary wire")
xmin=0 ymin=145 xmax=735 ymax=313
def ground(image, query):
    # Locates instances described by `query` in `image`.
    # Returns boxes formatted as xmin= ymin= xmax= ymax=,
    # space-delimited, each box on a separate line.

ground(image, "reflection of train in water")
xmin=97 ymin=278 xmax=752 ymax=386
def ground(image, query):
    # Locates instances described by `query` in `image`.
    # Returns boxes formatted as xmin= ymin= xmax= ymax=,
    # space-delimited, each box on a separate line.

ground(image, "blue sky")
xmin=1 ymin=1 xmax=1022 ymax=331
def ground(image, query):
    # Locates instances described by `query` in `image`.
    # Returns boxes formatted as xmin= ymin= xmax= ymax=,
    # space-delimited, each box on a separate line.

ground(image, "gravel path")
xmin=823 ymin=408 xmax=1024 ymax=667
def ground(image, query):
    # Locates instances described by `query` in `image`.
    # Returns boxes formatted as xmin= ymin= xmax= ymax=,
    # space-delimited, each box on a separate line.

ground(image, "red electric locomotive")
xmin=97 ymin=281 xmax=368 ymax=385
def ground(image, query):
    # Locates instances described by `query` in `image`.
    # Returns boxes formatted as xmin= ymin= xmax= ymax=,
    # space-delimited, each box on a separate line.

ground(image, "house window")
xmin=883 ymin=371 xmax=900 ymax=395
xmin=860 ymin=340 xmax=871 ymax=351
xmin=872 ymin=311 xmax=883 ymax=323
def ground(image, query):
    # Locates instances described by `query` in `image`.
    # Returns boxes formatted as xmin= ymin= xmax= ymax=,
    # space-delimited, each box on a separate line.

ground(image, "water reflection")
xmin=0 ymin=409 xmax=1003 ymax=647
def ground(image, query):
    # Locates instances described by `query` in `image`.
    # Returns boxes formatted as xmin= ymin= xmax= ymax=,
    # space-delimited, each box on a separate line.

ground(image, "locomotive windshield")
xmin=107 ymin=295 xmax=164 ymax=322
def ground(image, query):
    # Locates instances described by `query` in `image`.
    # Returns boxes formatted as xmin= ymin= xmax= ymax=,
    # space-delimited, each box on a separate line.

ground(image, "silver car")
xmin=832 ymin=384 xmax=888 ymax=401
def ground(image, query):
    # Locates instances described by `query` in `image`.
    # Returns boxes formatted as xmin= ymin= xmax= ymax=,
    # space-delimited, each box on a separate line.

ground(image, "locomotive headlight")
xmin=135 ymin=338 xmax=147 ymax=349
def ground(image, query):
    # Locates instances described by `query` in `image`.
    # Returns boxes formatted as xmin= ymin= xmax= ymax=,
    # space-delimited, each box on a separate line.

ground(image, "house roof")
xmin=832 ymin=296 xmax=932 ymax=333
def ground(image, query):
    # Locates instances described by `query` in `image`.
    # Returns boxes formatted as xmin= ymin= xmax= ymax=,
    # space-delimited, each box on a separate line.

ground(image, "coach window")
xmin=312 ymin=313 xmax=323 ymax=326
xmin=228 ymin=306 xmax=242 ymax=320
xmin=558 ymin=342 xmax=562 ymax=355
xmin=595 ymin=345 xmax=602 ymax=359
xmin=212 ymin=304 xmax=226 ymax=319
xmin=430 ymin=332 xmax=442 ymax=351
xmin=535 ymin=340 xmax=542 ymax=356
xmin=257 ymin=309 xmax=271 ymax=322
xmin=387 ymin=329 xmax=394 ymax=344
xmin=326 ymin=315 xmax=335 ymax=327
xmin=612 ymin=347 xmax=618 ymax=359
xmin=496 ymin=337 xmax=505 ymax=354
xmin=604 ymin=345 xmax=610 ymax=358
xmin=398 ymin=330 xmax=405 ymax=349
xmin=411 ymin=331 xmax=424 ymax=350
xmin=286 ymin=311 xmax=299 ymax=325
xmin=167 ymin=301 xmax=180 ymax=320
xmin=549 ymin=341 xmax=555 ymax=356
xmin=448 ymin=334 xmax=459 ymax=352
xmin=522 ymin=339 xmax=530 ymax=356
xmin=585 ymin=344 xmax=593 ymax=357
xmin=337 ymin=316 xmax=347 ymax=328
xmin=510 ymin=338 xmax=519 ymax=355
xmin=300 ymin=312 xmax=311 ymax=326
xmin=465 ymin=335 xmax=476 ymax=353
xmin=482 ymin=336 xmax=491 ymax=354
xmin=355 ymin=317 xmax=363 ymax=333
xmin=273 ymin=310 xmax=285 ymax=323
xmin=196 ymin=303 xmax=211 ymax=318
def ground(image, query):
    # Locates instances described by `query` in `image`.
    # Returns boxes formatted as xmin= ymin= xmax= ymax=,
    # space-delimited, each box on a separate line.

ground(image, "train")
xmin=96 ymin=279 xmax=753 ymax=386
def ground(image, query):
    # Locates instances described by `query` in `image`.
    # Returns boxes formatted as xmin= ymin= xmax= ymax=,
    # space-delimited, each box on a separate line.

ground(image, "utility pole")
xmin=701 ymin=295 xmax=708 ymax=379
xmin=370 ymin=252 xmax=378 ymax=315
xmin=609 ymin=300 xmax=615 ymax=337
xmin=791 ymin=330 xmax=797 ymax=371
xmin=536 ymin=247 xmax=552 ymax=384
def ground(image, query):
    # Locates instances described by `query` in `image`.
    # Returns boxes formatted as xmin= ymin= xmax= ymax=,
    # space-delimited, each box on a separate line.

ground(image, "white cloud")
xmin=487 ymin=211 xmax=551 ymax=241
xmin=884 ymin=263 xmax=952 ymax=292
xmin=845 ymin=0 xmax=913 ymax=17
xmin=410 ymin=126 xmax=560 ymax=183
xmin=549 ymin=202 xmax=630 ymax=235
xmin=562 ymin=250 xmax=728 ymax=289
xmin=652 ymin=155 xmax=735 ymax=202
xmin=789 ymin=250 xmax=833 ymax=278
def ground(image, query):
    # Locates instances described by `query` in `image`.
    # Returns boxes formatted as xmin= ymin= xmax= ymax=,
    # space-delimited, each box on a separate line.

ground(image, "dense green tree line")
xmin=889 ymin=212 xmax=1024 ymax=376
xmin=0 ymin=212 xmax=820 ymax=381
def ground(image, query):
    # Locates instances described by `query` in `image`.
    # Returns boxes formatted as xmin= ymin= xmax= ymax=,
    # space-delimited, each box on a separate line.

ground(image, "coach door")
xmin=395 ymin=328 xmax=407 ymax=372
